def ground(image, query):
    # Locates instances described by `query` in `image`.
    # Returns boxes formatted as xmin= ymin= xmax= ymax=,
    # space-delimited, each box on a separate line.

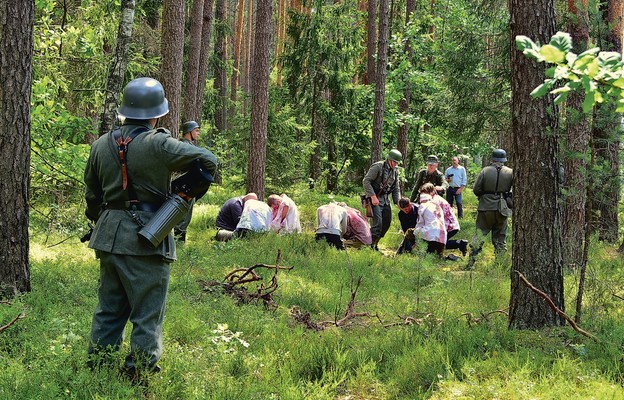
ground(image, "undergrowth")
xmin=1 ymin=186 xmax=624 ymax=399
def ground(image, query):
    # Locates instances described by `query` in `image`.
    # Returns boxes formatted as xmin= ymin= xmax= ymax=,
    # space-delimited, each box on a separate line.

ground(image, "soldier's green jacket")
xmin=84 ymin=121 xmax=218 ymax=261
xmin=362 ymin=160 xmax=401 ymax=206
xmin=473 ymin=162 xmax=513 ymax=211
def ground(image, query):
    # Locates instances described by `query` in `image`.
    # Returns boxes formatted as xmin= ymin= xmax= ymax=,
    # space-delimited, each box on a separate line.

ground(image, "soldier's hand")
xmin=371 ymin=195 xmax=379 ymax=206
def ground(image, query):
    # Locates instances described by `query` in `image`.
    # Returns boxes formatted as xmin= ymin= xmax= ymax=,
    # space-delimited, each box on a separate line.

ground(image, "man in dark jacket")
xmin=363 ymin=149 xmax=402 ymax=250
xmin=174 ymin=120 xmax=202 ymax=242
xmin=466 ymin=148 xmax=513 ymax=269
xmin=409 ymin=155 xmax=447 ymax=202
xmin=215 ymin=193 xmax=258 ymax=241
xmin=84 ymin=77 xmax=218 ymax=379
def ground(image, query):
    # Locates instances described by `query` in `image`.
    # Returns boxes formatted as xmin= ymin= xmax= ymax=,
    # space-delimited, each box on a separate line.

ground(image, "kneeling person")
xmin=315 ymin=202 xmax=348 ymax=250
xmin=215 ymin=193 xmax=258 ymax=241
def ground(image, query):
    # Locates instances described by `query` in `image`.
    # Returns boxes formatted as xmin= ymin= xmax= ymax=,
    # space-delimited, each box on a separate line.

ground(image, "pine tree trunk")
xmin=397 ymin=0 xmax=415 ymax=169
xmin=229 ymin=0 xmax=245 ymax=120
xmin=213 ymin=0 xmax=228 ymax=133
xmin=365 ymin=0 xmax=377 ymax=85
xmin=196 ymin=0 xmax=215 ymax=133
xmin=0 ymin=0 xmax=33 ymax=295
xmin=371 ymin=0 xmax=389 ymax=163
xmin=247 ymin=0 xmax=273 ymax=199
xmin=243 ymin=0 xmax=254 ymax=113
xmin=160 ymin=0 xmax=186 ymax=137
xmin=594 ymin=0 xmax=622 ymax=244
xmin=509 ymin=0 xmax=564 ymax=329
xmin=183 ymin=0 xmax=206 ymax=122
xmin=99 ymin=0 xmax=136 ymax=136
xmin=562 ymin=0 xmax=590 ymax=268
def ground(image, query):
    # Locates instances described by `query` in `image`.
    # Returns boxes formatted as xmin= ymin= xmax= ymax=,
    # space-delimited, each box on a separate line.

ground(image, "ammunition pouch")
xmin=138 ymin=194 xmax=190 ymax=248
xmin=171 ymin=158 xmax=214 ymax=201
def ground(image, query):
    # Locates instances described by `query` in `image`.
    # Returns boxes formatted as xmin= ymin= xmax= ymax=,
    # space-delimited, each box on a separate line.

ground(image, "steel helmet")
xmin=386 ymin=149 xmax=403 ymax=163
xmin=492 ymin=148 xmax=507 ymax=162
xmin=118 ymin=77 xmax=169 ymax=119
xmin=181 ymin=120 xmax=200 ymax=133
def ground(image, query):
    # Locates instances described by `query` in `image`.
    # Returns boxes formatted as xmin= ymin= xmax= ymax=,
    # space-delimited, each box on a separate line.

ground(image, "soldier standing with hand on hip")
xmin=84 ymin=77 xmax=217 ymax=381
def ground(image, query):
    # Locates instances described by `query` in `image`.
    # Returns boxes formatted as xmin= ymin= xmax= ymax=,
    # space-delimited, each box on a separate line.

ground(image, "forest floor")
xmin=2 ymin=186 xmax=624 ymax=399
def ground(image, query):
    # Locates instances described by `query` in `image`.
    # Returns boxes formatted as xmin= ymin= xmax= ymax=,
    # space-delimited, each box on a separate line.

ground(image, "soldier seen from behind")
xmin=465 ymin=148 xmax=513 ymax=270
xmin=83 ymin=77 xmax=218 ymax=382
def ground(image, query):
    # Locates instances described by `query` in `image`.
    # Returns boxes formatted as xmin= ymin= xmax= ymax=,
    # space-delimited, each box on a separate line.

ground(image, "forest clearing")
xmin=3 ymin=0 xmax=624 ymax=398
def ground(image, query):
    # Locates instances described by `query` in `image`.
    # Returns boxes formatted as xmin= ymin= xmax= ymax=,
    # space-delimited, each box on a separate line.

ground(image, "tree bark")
xmin=196 ymin=0 xmax=215 ymax=135
xmin=509 ymin=0 xmax=564 ymax=329
xmin=160 ymin=0 xmax=186 ymax=137
xmin=99 ymin=0 xmax=136 ymax=137
xmin=213 ymin=0 xmax=228 ymax=133
xmin=243 ymin=0 xmax=254 ymax=113
xmin=246 ymin=0 xmax=273 ymax=199
xmin=371 ymin=0 xmax=389 ymax=163
xmin=0 ymin=0 xmax=33 ymax=295
xmin=594 ymin=0 xmax=623 ymax=244
xmin=183 ymin=0 xmax=205 ymax=122
xmin=396 ymin=0 xmax=415 ymax=170
xmin=365 ymin=0 xmax=377 ymax=85
xmin=562 ymin=0 xmax=589 ymax=268
xmin=229 ymin=0 xmax=245 ymax=121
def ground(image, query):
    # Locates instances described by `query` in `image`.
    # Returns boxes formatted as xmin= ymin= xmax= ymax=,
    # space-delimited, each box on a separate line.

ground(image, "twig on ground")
xmin=462 ymin=308 xmax=509 ymax=327
xmin=515 ymin=271 xmax=597 ymax=340
xmin=0 ymin=307 xmax=26 ymax=334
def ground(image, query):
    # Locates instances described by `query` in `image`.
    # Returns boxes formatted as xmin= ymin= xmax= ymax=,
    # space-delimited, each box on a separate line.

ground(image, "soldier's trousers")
xmin=88 ymin=252 xmax=170 ymax=370
xmin=474 ymin=210 xmax=508 ymax=252
xmin=370 ymin=203 xmax=392 ymax=240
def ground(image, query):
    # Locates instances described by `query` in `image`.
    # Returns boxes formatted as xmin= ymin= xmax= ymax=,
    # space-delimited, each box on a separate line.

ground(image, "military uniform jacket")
xmin=410 ymin=169 xmax=446 ymax=202
xmin=473 ymin=162 xmax=513 ymax=211
xmin=363 ymin=161 xmax=401 ymax=206
xmin=84 ymin=121 xmax=218 ymax=260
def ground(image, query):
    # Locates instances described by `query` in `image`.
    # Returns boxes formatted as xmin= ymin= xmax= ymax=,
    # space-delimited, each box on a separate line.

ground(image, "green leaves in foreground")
xmin=516 ymin=31 xmax=624 ymax=112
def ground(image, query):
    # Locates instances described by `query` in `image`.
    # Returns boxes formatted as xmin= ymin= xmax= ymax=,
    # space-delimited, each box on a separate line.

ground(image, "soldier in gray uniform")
xmin=84 ymin=78 xmax=218 ymax=379
xmin=363 ymin=149 xmax=402 ymax=250
xmin=466 ymin=148 xmax=513 ymax=269
xmin=174 ymin=120 xmax=201 ymax=242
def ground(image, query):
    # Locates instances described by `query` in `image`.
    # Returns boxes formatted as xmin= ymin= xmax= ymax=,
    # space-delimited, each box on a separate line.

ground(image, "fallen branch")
xmin=515 ymin=271 xmax=597 ymax=340
xmin=201 ymin=250 xmax=293 ymax=308
xmin=462 ymin=308 xmax=509 ymax=327
xmin=0 ymin=307 xmax=26 ymax=334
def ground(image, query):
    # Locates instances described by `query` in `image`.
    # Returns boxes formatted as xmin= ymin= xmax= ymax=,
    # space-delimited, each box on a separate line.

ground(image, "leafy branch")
xmin=515 ymin=31 xmax=624 ymax=112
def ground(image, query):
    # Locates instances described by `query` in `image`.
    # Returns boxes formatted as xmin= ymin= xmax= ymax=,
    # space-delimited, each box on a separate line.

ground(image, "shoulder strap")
xmin=494 ymin=166 xmax=502 ymax=193
xmin=109 ymin=127 xmax=149 ymax=200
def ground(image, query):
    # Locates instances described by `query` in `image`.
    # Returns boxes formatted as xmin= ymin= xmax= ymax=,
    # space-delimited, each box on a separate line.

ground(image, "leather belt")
xmin=104 ymin=201 xmax=161 ymax=212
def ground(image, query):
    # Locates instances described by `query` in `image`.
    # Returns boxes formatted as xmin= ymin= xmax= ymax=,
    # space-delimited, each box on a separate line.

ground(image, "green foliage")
xmin=11 ymin=188 xmax=624 ymax=398
xmin=516 ymin=31 xmax=624 ymax=112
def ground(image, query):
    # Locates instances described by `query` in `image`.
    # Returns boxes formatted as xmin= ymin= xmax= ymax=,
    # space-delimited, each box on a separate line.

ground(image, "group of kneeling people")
xmin=397 ymin=183 xmax=467 ymax=259
xmin=213 ymin=192 xmax=373 ymax=250
xmin=213 ymin=184 xmax=466 ymax=258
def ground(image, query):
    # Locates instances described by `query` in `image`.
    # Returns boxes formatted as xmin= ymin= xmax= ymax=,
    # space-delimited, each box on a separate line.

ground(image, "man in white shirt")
xmin=444 ymin=156 xmax=467 ymax=219
xmin=315 ymin=202 xmax=348 ymax=250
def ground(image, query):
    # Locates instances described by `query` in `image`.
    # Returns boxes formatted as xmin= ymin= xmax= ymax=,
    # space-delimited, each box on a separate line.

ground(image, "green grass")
xmin=2 ymin=187 xmax=624 ymax=399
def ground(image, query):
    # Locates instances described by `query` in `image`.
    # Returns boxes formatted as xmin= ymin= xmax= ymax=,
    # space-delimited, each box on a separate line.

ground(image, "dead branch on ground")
xmin=0 ymin=305 xmax=26 ymax=334
xmin=462 ymin=308 xmax=509 ymax=327
xmin=199 ymin=250 xmax=293 ymax=309
xmin=515 ymin=271 xmax=597 ymax=341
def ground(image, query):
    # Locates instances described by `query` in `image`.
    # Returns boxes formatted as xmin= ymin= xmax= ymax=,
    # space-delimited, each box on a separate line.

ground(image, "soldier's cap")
xmin=426 ymin=155 xmax=439 ymax=164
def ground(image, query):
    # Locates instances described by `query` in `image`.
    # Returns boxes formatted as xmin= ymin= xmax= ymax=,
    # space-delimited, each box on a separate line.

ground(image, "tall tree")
xmin=594 ymin=0 xmax=623 ymax=244
xmin=0 ymin=0 xmax=34 ymax=295
xmin=561 ymin=0 xmax=590 ymax=268
xmin=160 ymin=0 xmax=186 ymax=137
xmin=213 ymin=0 xmax=228 ymax=133
xmin=371 ymin=0 xmax=389 ymax=163
xmin=509 ymin=0 xmax=564 ymax=329
xmin=229 ymin=0 xmax=245 ymax=121
xmin=99 ymin=0 xmax=137 ymax=136
xmin=196 ymin=0 xmax=216 ymax=130
xmin=396 ymin=0 xmax=415 ymax=167
xmin=183 ymin=0 xmax=206 ymax=122
xmin=365 ymin=0 xmax=377 ymax=84
xmin=246 ymin=0 xmax=273 ymax=199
